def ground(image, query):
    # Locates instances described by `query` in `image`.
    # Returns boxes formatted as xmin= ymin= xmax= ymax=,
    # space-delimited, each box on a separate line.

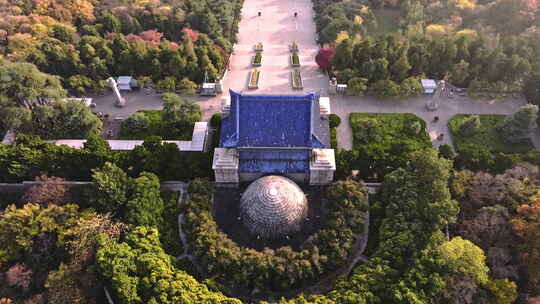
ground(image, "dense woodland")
xmin=1 ymin=0 xmax=540 ymax=303
xmin=314 ymin=0 xmax=540 ymax=100
xmin=0 ymin=0 xmax=243 ymax=95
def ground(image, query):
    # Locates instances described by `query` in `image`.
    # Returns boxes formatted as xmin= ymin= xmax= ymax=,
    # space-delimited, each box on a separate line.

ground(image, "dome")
xmin=240 ymin=175 xmax=308 ymax=239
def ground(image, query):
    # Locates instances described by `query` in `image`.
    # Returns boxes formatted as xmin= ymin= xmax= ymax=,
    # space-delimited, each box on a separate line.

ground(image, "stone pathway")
xmin=331 ymin=95 xmax=527 ymax=150
xmin=198 ymin=0 xmax=328 ymax=120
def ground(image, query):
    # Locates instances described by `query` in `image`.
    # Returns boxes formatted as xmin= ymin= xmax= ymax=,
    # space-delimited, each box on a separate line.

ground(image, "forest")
xmin=314 ymin=0 xmax=540 ymax=100
xmin=0 ymin=0 xmax=243 ymax=95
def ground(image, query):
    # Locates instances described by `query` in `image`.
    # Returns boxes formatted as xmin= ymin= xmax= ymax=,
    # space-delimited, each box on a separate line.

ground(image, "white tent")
xmin=421 ymin=79 xmax=437 ymax=94
xmin=117 ymin=76 xmax=133 ymax=91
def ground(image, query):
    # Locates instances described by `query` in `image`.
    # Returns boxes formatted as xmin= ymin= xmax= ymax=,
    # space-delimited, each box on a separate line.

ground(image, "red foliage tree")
xmin=512 ymin=192 xmax=540 ymax=293
xmin=181 ymin=28 xmax=199 ymax=42
xmin=315 ymin=47 xmax=335 ymax=71
xmin=5 ymin=264 xmax=32 ymax=289
xmin=139 ymin=29 xmax=163 ymax=43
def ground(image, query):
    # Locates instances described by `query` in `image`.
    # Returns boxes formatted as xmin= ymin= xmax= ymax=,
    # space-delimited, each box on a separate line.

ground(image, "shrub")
xmin=406 ymin=120 xmax=422 ymax=136
xmin=370 ymin=79 xmax=401 ymax=98
xmin=210 ymin=113 xmax=222 ymax=128
xmin=496 ymin=104 xmax=539 ymax=144
xmin=353 ymin=118 xmax=382 ymax=143
xmin=156 ymin=77 xmax=176 ymax=92
xmin=400 ymin=77 xmax=423 ymax=96
xmin=330 ymin=127 xmax=338 ymax=149
xmin=439 ymin=144 xmax=456 ymax=159
xmin=122 ymin=112 xmax=150 ymax=133
xmin=459 ymin=115 xmax=481 ymax=136
xmin=5 ymin=264 xmax=32 ymax=289
xmin=176 ymin=77 xmax=197 ymax=95
xmin=346 ymin=77 xmax=368 ymax=96
xmin=329 ymin=114 xmax=341 ymax=128
xmin=136 ymin=76 xmax=152 ymax=89
xmin=455 ymin=144 xmax=495 ymax=171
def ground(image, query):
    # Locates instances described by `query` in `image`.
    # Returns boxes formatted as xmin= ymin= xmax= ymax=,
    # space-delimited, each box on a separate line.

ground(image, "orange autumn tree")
xmin=512 ymin=190 xmax=540 ymax=294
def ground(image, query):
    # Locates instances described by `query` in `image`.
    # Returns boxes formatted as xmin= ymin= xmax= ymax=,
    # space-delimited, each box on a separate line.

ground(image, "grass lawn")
xmin=369 ymin=9 xmax=401 ymax=36
xmin=119 ymin=110 xmax=193 ymax=140
xmin=448 ymin=114 xmax=535 ymax=154
xmin=350 ymin=113 xmax=431 ymax=149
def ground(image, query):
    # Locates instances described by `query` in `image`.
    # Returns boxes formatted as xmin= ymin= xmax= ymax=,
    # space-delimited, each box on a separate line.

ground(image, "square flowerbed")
xmin=252 ymin=51 xmax=262 ymax=67
xmin=291 ymin=69 xmax=303 ymax=89
xmin=448 ymin=114 xmax=535 ymax=154
xmin=248 ymin=69 xmax=260 ymax=89
xmin=291 ymin=51 xmax=300 ymax=67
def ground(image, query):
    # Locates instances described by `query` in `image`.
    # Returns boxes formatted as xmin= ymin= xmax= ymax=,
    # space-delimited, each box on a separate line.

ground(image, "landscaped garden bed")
xmin=252 ymin=51 xmax=262 ymax=67
xmin=119 ymin=110 xmax=194 ymax=140
xmin=448 ymin=114 xmax=535 ymax=154
xmin=291 ymin=69 xmax=303 ymax=89
xmin=291 ymin=51 xmax=300 ymax=67
xmin=248 ymin=69 xmax=260 ymax=89
xmin=336 ymin=113 xmax=431 ymax=181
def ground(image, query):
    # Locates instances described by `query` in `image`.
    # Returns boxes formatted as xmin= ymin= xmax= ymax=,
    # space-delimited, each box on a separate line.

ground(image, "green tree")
xmin=0 ymin=203 xmax=81 ymax=266
xmin=0 ymin=61 xmax=66 ymax=109
xmin=486 ymin=279 xmax=518 ymax=304
xmin=390 ymin=55 xmax=411 ymax=82
xmin=496 ymin=104 xmax=538 ymax=143
xmin=177 ymin=77 xmax=198 ymax=95
xmin=162 ymin=93 xmax=201 ymax=136
xmin=346 ymin=77 xmax=368 ymax=96
xmin=124 ymin=172 xmax=164 ymax=227
xmin=439 ymin=144 xmax=456 ymax=159
xmin=437 ymin=237 xmax=489 ymax=285
xmin=30 ymin=100 xmax=103 ymax=139
xmin=122 ymin=112 xmax=150 ymax=134
xmin=370 ymin=79 xmax=401 ymax=98
xmin=400 ymin=77 xmax=423 ymax=96
xmin=96 ymin=226 xmax=241 ymax=304
xmin=90 ymin=162 xmax=131 ymax=214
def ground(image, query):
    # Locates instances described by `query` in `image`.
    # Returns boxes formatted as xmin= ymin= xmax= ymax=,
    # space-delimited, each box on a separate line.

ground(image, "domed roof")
xmin=240 ymin=175 xmax=308 ymax=239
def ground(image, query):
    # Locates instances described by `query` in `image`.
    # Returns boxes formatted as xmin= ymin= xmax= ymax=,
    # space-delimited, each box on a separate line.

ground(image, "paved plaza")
xmin=197 ymin=0 xmax=328 ymax=120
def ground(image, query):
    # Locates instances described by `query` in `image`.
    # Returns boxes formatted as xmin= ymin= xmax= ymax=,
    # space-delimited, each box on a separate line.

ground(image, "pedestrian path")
xmin=198 ymin=0 xmax=328 ymax=120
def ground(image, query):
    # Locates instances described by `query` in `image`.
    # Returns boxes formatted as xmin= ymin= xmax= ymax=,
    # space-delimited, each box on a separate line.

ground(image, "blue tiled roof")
xmin=220 ymin=90 xmax=325 ymax=148
xmin=239 ymin=150 xmax=310 ymax=173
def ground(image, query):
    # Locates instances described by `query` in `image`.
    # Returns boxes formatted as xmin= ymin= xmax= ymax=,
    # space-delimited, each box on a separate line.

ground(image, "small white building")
xmin=117 ymin=76 xmax=136 ymax=91
xmin=421 ymin=79 xmax=438 ymax=94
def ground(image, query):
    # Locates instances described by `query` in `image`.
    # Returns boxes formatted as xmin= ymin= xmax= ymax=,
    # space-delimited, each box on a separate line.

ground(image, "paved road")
xmin=332 ymin=95 xmax=527 ymax=150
